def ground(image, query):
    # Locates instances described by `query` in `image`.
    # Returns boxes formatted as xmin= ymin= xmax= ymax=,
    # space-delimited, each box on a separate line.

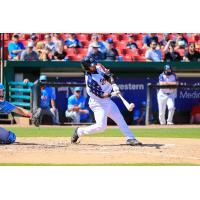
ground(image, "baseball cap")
xmin=31 ymin=34 xmax=38 ymax=41
xmin=92 ymin=34 xmax=99 ymax=39
xmin=13 ymin=33 xmax=19 ymax=38
xmin=39 ymin=75 xmax=47 ymax=81
xmin=27 ymin=41 xmax=34 ymax=48
xmin=141 ymin=101 xmax=146 ymax=107
xmin=0 ymin=84 xmax=4 ymax=90
xmin=74 ymin=87 xmax=82 ymax=92
xmin=107 ymin=38 xmax=113 ymax=43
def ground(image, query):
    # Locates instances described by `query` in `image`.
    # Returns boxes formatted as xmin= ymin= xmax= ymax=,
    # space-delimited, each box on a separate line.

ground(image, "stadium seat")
xmin=76 ymin=33 xmax=90 ymax=42
xmin=65 ymin=48 xmax=76 ymax=56
xmin=76 ymin=48 xmax=88 ymax=56
xmin=123 ymin=55 xmax=133 ymax=61
xmin=177 ymin=49 xmax=185 ymax=57
xmin=81 ymin=40 xmax=89 ymax=48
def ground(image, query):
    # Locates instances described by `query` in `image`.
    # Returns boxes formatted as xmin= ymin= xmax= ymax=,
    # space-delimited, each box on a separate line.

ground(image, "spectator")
xmin=163 ymin=40 xmax=182 ymax=61
xmin=65 ymin=33 xmax=82 ymax=48
xmin=52 ymin=33 xmax=64 ymax=48
xmin=160 ymin=33 xmax=171 ymax=48
xmin=54 ymin=42 xmax=68 ymax=61
xmin=65 ymin=87 xmax=90 ymax=123
xmin=8 ymin=33 xmax=25 ymax=60
xmin=143 ymin=33 xmax=159 ymax=48
xmin=87 ymin=42 xmax=105 ymax=61
xmin=30 ymin=75 xmax=60 ymax=125
xmin=126 ymin=34 xmax=138 ymax=49
xmin=145 ymin=40 xmax=162 ymax=61
xmin=133 ymin=101 xmax=146 ymax=125
xmin=183 ymin=42 xmax=200 ymax=62
xmin=44 ymin=34 xmax=56 ymax=53
xmin=190 ymin=99 xmax=200 ymax=124
xmin=36 ymin=41 xmax=47 ymax=61
xmin=175 ymin=33 xmax=188 ymax=49
xmin=30 ymin=34 xmax=39 ymax=50
xmin=20 ymin=42 xmax=39 ymax=61
xmin=88 ymin=34 xmax=106 ymax=54
xmin=105 ymin=38 xmax=119 ymax=61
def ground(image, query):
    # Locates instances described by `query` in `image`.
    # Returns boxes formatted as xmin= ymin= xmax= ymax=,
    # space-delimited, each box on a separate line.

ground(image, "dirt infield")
xmin=1 ymin=137 xmax=200 ymax=165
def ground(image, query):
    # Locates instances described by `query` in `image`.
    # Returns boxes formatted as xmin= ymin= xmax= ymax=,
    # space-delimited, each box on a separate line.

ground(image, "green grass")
xmin=6 ymin=127 xmax=200 ymax=138
xmin=0 ymin=163 xmax=199 ymax=166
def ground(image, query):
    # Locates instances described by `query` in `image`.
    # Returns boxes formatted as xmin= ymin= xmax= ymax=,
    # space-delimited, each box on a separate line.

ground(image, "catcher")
xmin=0 ymin=84 xmax=32 ymax=144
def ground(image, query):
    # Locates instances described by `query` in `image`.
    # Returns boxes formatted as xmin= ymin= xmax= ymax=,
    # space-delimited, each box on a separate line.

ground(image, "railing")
xmin=8 ymin=81 xmax=34 ymax=112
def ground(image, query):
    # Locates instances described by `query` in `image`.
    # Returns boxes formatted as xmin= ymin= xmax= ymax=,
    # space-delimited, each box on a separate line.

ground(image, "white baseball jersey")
xmin=85 ymin=63 xmax=113 ymax=100
xmin=159 ymin=72 xmax=178 ymax=94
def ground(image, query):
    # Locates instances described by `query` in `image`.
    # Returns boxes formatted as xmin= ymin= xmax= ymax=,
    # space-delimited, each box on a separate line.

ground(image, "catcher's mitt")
xmin=32 ymin=109 xmax=41 ymax=127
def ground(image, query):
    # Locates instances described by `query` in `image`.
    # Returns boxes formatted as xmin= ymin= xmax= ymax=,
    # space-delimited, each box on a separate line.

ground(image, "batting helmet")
xmin=164 ymin=64 xmax=172 ymax=71
xmin=81 ymin=57 xmax=97 ymax=71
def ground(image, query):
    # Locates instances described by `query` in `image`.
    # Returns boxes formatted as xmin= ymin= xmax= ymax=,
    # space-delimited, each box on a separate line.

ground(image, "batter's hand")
xmin=112 ymin=84 xmax=120 ymax=92
xmin=111 ymin=91 xmax=121 ymax=97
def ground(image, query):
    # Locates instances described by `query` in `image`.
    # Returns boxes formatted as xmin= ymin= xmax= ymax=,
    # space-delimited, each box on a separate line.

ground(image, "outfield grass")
xmin=7 ymin=127 xmax=200 ymax=138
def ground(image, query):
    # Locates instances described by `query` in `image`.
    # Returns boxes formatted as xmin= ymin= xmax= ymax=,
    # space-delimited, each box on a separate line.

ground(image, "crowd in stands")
xmin=4 ymin=33 xmax=200 ymax=62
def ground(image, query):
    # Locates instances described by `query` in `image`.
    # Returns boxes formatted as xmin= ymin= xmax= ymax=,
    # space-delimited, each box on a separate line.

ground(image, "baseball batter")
xmin=0 ymin=84 xmax=32 ymax=144
xmin=157 ymin=64 xmax=178 ymax=125
xmin=71 ymin=57 xmax=142 ymax=146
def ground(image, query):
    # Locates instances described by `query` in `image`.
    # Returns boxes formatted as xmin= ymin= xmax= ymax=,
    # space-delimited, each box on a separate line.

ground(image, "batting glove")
xmin=111 ymin=91 xmax=121 ymax=97
xmin=112 ymin=84 xmax=120 ymax=92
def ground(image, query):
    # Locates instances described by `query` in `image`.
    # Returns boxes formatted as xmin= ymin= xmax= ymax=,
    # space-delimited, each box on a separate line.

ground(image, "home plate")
xmin=162 ymin=144 xmax=176 ymax=148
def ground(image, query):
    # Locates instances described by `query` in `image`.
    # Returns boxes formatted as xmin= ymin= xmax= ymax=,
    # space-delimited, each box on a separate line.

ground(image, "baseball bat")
xmin=118 ymin=93 xmax=135 ymax=112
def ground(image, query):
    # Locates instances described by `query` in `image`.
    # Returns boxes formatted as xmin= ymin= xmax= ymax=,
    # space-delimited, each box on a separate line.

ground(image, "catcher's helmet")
xmin=81 ymin=57 xmax=97 ymax=71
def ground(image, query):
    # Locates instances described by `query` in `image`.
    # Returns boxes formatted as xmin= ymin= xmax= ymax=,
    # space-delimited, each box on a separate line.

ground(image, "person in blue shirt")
xmin=143 ymin=33 xmax=159 ymax=48
xmin=88 ymin=34 xmax=106 ymax=54
xmin=65 ymin=87 xmax=90 ymax=123
xmin=8 ymin=34 xmax=25 ymax=60
xmin=0 ymin=84 xmax=32 ymax=144
xmin=29 ymin=75 xmax=60 ymax=125
xmin=87 ymin=43 xmax=105 ymax=61
xmin=133 ymin=101 xmax=147 ymax=125
xmin=65 ymin=33 xmax=82 ymax=48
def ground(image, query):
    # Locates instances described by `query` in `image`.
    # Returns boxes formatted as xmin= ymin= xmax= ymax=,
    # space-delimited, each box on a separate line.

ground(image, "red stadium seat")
xmin=76 ymin=34 xmax=90 ymax=42
xmin=76 ymin=48 xmax=88 ymax=56
xmin=123 ymin=55 xmax=133 ymax=61
xmin=177 ymin=49 xmax=185 ymax=57
xmin=81 ymin=40 xmax=89 ymax=48
xmin=116 ymin=41 xmax=126 ymax=50
xmin=65 ymin=48 xmax=76 ymax=56
xmin=68 ymin=54 xmax=83 ymax=61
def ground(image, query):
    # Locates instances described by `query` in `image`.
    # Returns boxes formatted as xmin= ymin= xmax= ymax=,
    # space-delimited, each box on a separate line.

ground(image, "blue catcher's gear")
xmin=0 ymin=130 xmax=16 ymax=144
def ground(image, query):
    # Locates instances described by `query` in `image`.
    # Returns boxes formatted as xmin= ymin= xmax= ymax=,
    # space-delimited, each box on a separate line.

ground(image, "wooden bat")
xmin=118 ymin=93 xmax=135 ymax=112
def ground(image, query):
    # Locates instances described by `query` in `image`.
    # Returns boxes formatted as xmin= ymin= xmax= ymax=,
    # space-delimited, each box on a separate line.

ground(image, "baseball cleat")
xmin=167 ymin=122 xmax=174 ymax=125
xmin=71 ymin=127 xmax=79 ymax=144
xmin=126 ymin=138 xmax=142 ymax=146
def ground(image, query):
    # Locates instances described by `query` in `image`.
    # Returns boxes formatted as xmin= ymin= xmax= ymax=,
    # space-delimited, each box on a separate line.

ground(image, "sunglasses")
xmin=0 ymin=95 xmax=4 ymax=98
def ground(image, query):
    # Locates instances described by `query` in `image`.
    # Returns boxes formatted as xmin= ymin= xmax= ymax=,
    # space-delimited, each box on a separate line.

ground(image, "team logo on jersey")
xmin=100 ymin=78 xmax=106 ymax=85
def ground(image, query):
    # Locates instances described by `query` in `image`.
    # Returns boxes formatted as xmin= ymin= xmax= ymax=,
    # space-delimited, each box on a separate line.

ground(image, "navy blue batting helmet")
xmin=81 ymin=57 xmax=97 ymax=71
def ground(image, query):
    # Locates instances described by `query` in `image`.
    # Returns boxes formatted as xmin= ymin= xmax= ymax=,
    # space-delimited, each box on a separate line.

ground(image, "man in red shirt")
xmin=190 ymin=99 xmax=200 ymax=124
